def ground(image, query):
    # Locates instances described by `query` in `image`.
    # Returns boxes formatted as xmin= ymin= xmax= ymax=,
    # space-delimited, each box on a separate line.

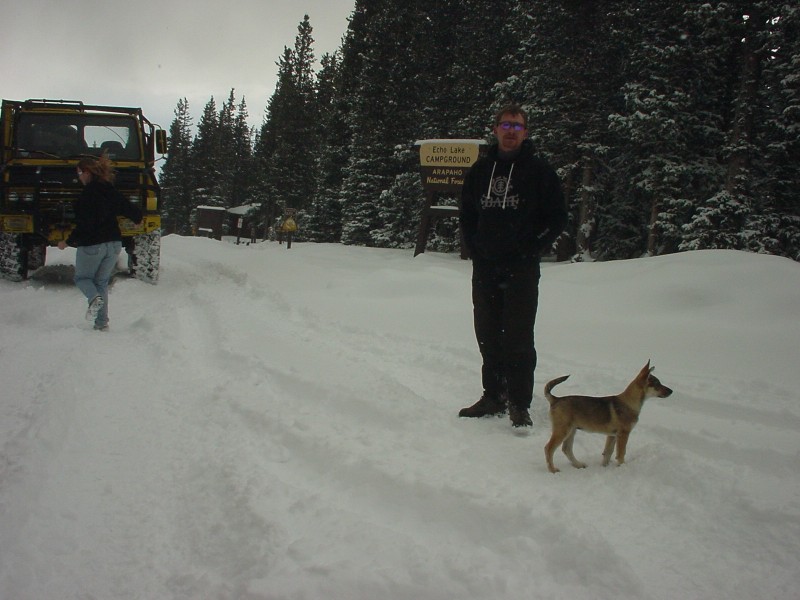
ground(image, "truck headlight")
xmin=8 ymin=191 xmax=34 ymax=203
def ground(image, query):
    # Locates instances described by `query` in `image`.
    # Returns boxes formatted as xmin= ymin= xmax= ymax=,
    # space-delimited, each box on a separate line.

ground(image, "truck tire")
xmin=27 ymin=242 xmax=47 ymax=271
xmin=0 ymin=233 xmax=25 ymax=281
xmin=130 ymin=230 xmax=160 ymax=284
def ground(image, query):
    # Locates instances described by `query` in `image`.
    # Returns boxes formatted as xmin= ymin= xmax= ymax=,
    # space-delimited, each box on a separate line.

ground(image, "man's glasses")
xmin=498 ymin=121 xmax=526 ymax=131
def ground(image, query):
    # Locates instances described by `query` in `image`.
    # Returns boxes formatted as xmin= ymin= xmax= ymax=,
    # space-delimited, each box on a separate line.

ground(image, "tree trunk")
xmin=726 ymin=10 xmax=764 ymax=193
xmin=555 ymin=167 xmax=576 ymax=260
xmin=647 ymin=199 xmax=659 ymax=256
xmin=575 ymin=162 xmax=594 ymax=258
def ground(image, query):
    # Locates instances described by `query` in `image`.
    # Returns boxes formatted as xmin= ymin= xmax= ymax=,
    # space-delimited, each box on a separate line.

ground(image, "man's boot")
xmin=509 ymin=404 xmax=532 ymax=428
xmin=458 ymin=395 xmax=506 ymax=418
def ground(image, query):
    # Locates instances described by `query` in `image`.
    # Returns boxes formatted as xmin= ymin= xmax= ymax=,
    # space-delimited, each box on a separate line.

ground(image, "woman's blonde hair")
xmin=77 ymin=155 xmax=115 ymax=183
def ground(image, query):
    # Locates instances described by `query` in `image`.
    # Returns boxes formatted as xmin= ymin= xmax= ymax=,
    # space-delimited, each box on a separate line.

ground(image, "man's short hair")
xmin=494 ymin=104 xmax=528 ymax=128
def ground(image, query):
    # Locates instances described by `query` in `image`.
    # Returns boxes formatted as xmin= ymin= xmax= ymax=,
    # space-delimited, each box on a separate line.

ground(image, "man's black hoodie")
xmin=67 ymin=180 xmax=143 ymax=247
xmin=459 ymin=139 xmax=567 ymax=263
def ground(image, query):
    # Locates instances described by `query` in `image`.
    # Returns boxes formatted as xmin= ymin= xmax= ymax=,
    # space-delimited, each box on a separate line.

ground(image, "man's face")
xmin=493 ymin=112 xmax=528 ymax=153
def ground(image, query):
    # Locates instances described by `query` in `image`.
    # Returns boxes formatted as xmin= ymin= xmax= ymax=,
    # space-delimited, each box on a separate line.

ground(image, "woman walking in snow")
xmin=58 ymin=155 xmax=142 ymax=331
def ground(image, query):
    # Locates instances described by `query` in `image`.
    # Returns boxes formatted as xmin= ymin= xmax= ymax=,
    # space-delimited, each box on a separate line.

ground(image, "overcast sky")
xmin=4 ymin=0 xmax=355 ymax=133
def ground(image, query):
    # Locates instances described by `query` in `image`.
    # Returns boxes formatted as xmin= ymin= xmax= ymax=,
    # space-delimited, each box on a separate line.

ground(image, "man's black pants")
xmin=471 ymin=259 xmax=541 ymax=410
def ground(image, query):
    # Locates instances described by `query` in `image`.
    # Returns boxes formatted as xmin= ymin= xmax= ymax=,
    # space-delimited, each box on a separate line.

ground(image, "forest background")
xmin=158 ymin=0 xmax=800 ymax=262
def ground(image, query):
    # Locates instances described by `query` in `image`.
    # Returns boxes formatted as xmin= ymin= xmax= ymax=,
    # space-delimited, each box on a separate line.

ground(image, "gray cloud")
xmin=4 ymin=0 xmax=353 ymax=131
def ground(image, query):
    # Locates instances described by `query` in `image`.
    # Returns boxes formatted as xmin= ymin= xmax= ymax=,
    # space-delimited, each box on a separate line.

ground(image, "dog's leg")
xmin=615 ymin=431 xmax=631 ymax=466
xmin=561 ymin=428 xmax=587 ymax=469
xmin=601 ymin=435 xmax=616 ymax=466
xmin=544 ymin=428 xmax=569 ymax=473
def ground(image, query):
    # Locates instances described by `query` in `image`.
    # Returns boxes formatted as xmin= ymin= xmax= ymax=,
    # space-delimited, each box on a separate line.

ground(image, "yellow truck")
xmin=0 ymin=99 xmax=166 ymax=282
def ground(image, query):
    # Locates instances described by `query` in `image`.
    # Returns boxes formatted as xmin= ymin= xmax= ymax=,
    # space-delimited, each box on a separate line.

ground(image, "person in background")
xmin=458 ymin=104 xmax=568 ymax=428
xmin=280 ymin=214 xmax=298 ymax=249
xmin=58 ymin=155 xmax=143 ymax=331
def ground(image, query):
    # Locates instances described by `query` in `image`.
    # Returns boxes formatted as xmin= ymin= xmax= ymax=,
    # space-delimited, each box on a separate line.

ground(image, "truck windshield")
xmin=13 ymin=113 xmax=142 ymax=160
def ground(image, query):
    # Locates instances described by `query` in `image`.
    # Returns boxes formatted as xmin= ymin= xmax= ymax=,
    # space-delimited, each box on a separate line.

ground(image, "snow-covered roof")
xmin=227 ymin=203 xmax=260 ymax=216
xmin=196 ymin=205 xmax=227 ymax=212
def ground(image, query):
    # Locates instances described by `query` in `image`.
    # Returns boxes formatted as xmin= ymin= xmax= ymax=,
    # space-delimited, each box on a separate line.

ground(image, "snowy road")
xmin=1 ymin=237 xmax=798 ymax=599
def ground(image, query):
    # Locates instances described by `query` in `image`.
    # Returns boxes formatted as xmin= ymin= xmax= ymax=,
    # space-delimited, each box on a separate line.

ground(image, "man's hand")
xmin=57 ymin=241 xmax=67 ymax=250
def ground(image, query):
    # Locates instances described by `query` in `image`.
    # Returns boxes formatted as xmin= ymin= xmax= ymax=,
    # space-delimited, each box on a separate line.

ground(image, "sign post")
xmin=413 ymin=139 xmax=485 ymax=258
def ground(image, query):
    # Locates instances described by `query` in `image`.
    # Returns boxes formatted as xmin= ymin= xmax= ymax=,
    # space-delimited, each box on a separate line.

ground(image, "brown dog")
xmin=544 ymin=362 xmax=672 ymax=473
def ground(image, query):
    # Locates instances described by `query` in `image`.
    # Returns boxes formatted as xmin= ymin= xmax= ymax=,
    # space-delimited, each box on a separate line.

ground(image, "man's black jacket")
xmin=460 ymin=139 xmax=567 ymax=262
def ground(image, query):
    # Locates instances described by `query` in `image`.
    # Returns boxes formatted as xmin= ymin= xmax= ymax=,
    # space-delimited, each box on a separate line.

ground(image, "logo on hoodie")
xmin=482 ymin=175 xmax=520 ymax=209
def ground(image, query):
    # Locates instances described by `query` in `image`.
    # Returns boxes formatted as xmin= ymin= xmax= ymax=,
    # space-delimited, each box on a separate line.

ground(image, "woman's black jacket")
xmin=66 ymin=180 xmax=143 ymax=247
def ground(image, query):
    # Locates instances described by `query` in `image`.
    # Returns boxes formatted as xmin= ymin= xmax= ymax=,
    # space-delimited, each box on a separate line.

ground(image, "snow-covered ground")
xmin=1 ymin=236 xmax=798 ymax=600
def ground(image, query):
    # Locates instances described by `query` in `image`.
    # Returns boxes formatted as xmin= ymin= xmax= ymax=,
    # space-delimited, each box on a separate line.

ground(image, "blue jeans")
xmin=74 ymin=241 xmax=122 ymax=326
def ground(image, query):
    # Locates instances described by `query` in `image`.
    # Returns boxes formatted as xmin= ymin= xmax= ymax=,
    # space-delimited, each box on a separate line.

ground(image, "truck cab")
xmin=0 ymin=99 xmax=166 ymax=282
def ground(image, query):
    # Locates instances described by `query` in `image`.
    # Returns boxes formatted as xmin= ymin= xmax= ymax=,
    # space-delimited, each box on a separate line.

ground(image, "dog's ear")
xmin=638 ymin=361 xmax=652 ymax=382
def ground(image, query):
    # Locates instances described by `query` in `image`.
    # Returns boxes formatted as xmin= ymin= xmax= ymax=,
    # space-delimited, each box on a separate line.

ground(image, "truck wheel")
xmin=0 ymin=233 xmax=25 ymax=281
xmin=130 ymin=230 xmax=161 ymax=284
xmin=27 ymin=242 xmax=47 ymax=271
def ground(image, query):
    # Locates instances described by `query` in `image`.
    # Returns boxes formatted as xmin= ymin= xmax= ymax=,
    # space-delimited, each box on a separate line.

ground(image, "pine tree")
xmin=498 ymin=1 xmax=629 ymax=259
xmin=680 ymin=2 xmax=791 ymax=254
xmin=217 ymin=89 xmax=238 ymax=208
xmin=745 ymin=3 xmax=800 ymax=258
xmin=231 ymin=96 xmax=255 ymax=210
xmin=338 ymin=0 xmax=435 ymax=246
xmin=771 ymin=6 xmax=800 ymax=259
xmin=160 ymin=98 xmax=194 ymax=235
xmin=191 ymin=97 xmax=223 ymax=211
xmin=256 ymin=15 xmax=320 ymax=229
xmin=436 ymin=0 xmax=517 ymax=138
xmin=305 ymin=51 xmax=346 ymax=242
xmin=255 ymin=47 xmax=297 ymax=230
xmin=162 ymin=0 xmax=798 ymax=262
xmin=370 ymin=150 xmax=423 ymax=249
xmin=692 ymin=4 xmax=767 ymax=251
xmin=605 ymin=1 xmax=722 ymax=258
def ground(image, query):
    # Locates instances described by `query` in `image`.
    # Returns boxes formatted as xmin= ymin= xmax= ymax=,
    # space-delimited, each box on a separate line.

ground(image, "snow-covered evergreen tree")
xmin=191 ymin=98 xmax=223 ymax=210
xmin=680 ymin=1 xmax=795 ymax=255
xmin=256 ymin=16 xmax=319 ymax=226
xmin=167 ymin=0 xmax=798 ymax=262
xmin=500 ymin=1 xmax=626 ymax=259
xmin=305 ymin=52 xmax=346 ymax=243
xmin=747 ymin=3 xmax=800 ymax=258
xmin=338 ymin=0 xmax=426 ymax=246
xmin=607 ymin=1 xmax=724 ymax=257
xmin=231 ymin=96 xmax=255 ymax=210
xmin=217 ymin=89 xmax=238 ymax=209
xmin=160 ymin=98 xmax=194 ymax=235
xmin=370 ymin=148 xmax=423 ymax=249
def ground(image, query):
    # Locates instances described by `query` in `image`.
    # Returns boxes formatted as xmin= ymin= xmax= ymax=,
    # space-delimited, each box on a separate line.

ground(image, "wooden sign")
xmin=416 ymin=139 xmax=484 ymax=193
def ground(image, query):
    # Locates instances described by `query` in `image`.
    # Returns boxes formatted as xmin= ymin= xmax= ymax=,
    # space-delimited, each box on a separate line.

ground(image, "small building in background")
xmin=227 ymin=204 xmax=261 ymax=241
xmin=195 ymin=204 xmax=263 ymax=242
xmin=195 ymin=206 xmax=227 ymax=240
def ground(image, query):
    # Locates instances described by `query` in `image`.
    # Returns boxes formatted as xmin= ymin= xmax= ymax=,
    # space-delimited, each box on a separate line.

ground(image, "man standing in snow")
xmin=458 ymin=104 xmax=567 ymax=427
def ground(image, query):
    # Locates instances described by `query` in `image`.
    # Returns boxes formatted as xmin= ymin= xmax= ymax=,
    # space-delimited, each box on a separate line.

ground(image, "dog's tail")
xmin=544 ymin=375 xmax=570 ymax=405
